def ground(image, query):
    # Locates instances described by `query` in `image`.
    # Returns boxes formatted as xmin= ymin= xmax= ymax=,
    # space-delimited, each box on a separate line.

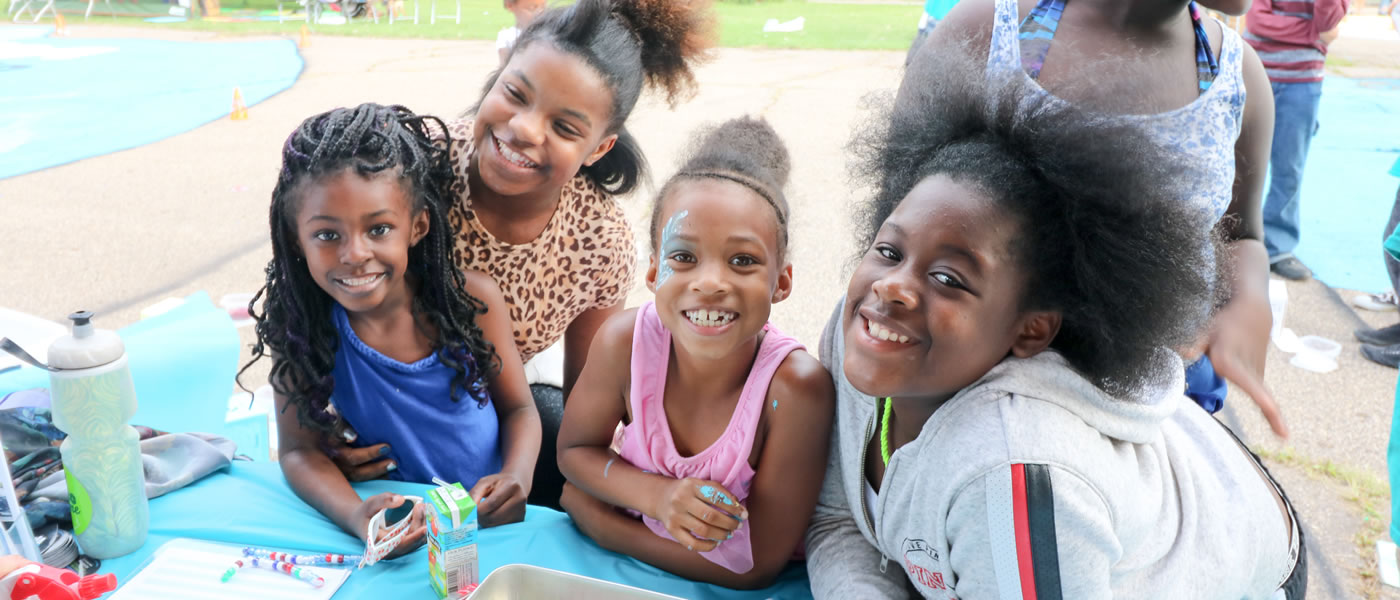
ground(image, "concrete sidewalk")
xmin=3 ymin=22 xmax=1400 ymax=599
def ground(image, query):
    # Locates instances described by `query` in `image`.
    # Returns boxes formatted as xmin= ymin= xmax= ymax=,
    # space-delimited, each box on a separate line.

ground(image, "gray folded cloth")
xmin=32 ymin=432 xmax=237 ymax=501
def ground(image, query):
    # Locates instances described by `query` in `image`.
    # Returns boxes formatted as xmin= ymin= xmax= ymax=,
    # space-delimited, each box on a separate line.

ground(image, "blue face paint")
xmin=772 ymin=399 xmax=778 ymax=411
xmin=655 ymin=209 xmax=689 ymax=288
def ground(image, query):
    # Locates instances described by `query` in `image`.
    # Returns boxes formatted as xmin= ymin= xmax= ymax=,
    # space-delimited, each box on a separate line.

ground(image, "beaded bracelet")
xmin=242 ymin=547 xmax=363 ymax=566
xmin=221 ymin=557 xmax=325 ymax=588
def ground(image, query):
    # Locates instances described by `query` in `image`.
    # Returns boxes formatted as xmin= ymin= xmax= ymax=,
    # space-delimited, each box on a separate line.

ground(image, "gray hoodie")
xmin=806 ymin=302 xmax=1294 ymax=599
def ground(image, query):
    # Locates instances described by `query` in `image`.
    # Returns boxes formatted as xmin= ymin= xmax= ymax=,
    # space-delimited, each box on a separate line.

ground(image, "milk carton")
xmin=426 ymin=482 xmax=479 ymax=597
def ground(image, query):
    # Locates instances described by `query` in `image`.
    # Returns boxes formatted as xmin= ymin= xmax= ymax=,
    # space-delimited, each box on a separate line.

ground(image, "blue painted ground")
xmin=0 ymin=25 xmax=302 ymax=179
xmin=1292 ymin=77 xmax=1400 ymax=293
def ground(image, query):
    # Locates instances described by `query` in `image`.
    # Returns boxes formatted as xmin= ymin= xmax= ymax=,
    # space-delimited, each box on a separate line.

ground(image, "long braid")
xmin=239 ymin=103 xmax=499 ymax=433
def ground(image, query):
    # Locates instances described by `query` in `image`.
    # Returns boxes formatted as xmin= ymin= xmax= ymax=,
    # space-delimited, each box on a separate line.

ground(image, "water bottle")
xmin=46 ymin=312 xmax=148 ymax=559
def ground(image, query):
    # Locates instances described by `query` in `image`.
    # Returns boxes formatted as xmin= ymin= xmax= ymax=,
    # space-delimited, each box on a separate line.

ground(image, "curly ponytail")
xmin=609 ymin=0 xmax=713 ymax=106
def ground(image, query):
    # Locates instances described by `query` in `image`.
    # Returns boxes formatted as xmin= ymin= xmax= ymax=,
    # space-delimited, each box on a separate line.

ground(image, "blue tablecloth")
xmin=98 ymin=462 xmax=814 ymax=599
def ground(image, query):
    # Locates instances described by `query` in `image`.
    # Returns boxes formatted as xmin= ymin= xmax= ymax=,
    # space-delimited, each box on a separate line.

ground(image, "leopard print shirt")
xmin=442 ymin=119 xmax=637 ymax=363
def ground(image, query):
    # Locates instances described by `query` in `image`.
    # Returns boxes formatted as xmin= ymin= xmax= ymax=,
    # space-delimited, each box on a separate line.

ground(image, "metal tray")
xmin=465 ymin=564 xmax=686 ymax=600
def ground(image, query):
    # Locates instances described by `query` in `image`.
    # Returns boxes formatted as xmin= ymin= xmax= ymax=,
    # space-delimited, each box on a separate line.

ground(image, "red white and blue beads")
xmin=220 ymin=557 xmax=326 ymax=588
xmin=242 ymin=547 xmax=363 ymax=566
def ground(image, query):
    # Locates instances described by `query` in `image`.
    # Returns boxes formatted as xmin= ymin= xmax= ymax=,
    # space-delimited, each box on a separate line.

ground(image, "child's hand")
xmin=351 ymin=492 xmax=426 ymax=561
xmin=1205 ymin=294 xmax=1288 ymax=439
xmin=323 ymin=426 xmax=395 ymax=481
xmin=0 ymin=555 xmax=33 ymax=579
xmin=470 ymin=473 xmax=528 ymax=528
xmin=652 ymin=478 xmax=748 ymax=553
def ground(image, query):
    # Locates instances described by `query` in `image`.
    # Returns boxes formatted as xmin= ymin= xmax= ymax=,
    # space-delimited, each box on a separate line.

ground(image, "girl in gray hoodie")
xmin=805 ymin=47 xmax=1304 ymax=599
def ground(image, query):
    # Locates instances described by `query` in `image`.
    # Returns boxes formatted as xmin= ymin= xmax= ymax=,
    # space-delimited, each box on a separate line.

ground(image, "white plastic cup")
xmin=1268 ymin=279 xmax=1288 ymax=338
xmin=1290 ymin=335 xmax=1342 ymax=374
xmin=1298 ymin=335 xmax=1342 ymax=359
xmin=220 ymin=293 xmax=256 ymax=325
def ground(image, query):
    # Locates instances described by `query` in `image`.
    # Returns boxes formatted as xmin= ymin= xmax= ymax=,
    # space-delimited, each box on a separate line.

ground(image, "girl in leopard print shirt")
xmin=447 ymin=0 xmax=713 ymax=508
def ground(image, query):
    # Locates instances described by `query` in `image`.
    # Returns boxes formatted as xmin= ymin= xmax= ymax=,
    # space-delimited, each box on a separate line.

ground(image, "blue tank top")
xmin=329 ymin=304 xmax=502 ymax=487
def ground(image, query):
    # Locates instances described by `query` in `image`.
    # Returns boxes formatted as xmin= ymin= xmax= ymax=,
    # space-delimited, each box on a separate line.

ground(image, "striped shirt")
xmin=1244 ymin=0 xmax=1351 ymax=83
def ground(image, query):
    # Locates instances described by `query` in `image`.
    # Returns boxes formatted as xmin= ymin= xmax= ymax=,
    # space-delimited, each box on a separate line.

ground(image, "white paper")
xmin=1379 ymin=539 xmax=1400 ymax=588
xmin=109 ymin=538 xmax=351 ymax=600
xmin=762 ymin=17 xmax=805 ymax=33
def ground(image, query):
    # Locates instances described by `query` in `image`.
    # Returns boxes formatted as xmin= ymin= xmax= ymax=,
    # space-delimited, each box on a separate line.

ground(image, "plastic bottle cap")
xmin=46 ymin=311 xmax=124 ymax=370
xmin=77 ymin=573 xmax=117 ymax=599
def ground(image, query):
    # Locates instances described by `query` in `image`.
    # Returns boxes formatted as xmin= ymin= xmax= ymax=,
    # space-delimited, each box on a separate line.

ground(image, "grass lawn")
xmin=4 ymin=0 xmax=921 ymax=50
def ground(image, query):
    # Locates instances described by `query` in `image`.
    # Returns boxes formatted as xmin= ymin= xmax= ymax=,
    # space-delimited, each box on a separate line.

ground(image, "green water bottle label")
xmin=66 ymin=470 xmax=92 ymax=536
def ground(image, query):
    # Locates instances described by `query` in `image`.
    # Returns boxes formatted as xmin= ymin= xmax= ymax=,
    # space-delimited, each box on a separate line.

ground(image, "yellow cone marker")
xmin=230 ymin=87 xmax=249 ymax=121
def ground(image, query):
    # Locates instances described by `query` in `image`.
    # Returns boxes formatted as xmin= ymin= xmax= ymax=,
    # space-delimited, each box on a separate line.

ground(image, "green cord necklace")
xmin=880 ymin=397 xmax=893 ymax=466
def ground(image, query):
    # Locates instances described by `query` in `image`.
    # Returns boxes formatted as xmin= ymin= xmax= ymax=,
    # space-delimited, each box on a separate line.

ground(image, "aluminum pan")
xmin=465 ymin=564 xmax=687 ymax=600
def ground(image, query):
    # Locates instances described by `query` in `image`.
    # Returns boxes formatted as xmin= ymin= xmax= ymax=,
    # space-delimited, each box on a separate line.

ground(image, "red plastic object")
xmin=9 ymin=564 xmax=116 ymax=600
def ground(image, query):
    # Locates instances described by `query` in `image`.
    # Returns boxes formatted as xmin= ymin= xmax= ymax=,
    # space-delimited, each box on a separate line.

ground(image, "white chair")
xmin=9 ymin=0 xmax=55 ymax=23
xmin=83 ymin=0 xmax=114 ymax=21
xmin=428 ymin=0 xmax=456 ymax=25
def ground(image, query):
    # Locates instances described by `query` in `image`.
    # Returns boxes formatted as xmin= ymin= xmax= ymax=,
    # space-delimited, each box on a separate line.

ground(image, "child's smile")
xmin=683 ymin=308 xmax=738 ymax=331
xmin=294 ymin=172 xmax=429 ymax=318
xmin=647 ymin=179 xmax=791 ymax=360
xmin=488 ymin=130 xmax=542 ymax=172
xmin=334 ymin=272 xmax=386 ymax=293
xmin=859 ymin=310 xmax=917 ymax=346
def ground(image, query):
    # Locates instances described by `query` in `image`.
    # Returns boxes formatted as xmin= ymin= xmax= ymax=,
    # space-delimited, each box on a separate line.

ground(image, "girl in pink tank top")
xmin=555 ymin=117 xmax=836 ymax=589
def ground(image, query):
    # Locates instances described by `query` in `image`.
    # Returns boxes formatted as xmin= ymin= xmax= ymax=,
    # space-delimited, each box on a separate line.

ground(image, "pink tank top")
xmin=617 ymin=301 xmax=805 ymax=574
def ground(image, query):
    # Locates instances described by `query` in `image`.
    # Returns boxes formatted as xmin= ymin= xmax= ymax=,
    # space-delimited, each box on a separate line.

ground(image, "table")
xmin=98 ymin=462 xmax=814 ymax=599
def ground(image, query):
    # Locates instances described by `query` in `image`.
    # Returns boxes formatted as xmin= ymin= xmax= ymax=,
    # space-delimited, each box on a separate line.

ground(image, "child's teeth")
xmin=496 ymin=136 xmax=537 ymax=168
xmin=866 ymin=318 xmax=911 ymax=344
xmin=342 ymin=274 xmax=380 ymax=286
xmin=686 ymin=310 xmax=735 ymax=327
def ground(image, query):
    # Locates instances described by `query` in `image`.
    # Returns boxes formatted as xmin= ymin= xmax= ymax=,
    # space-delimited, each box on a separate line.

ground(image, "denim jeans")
xmin=1262 ymin=80 xmax=1324 ymax=260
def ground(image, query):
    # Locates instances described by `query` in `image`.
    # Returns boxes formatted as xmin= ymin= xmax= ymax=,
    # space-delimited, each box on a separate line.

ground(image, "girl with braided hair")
xmin=331 ymin=0 xmax=716 ymax=511
xmin=556 ymin=117 xmax=835 ymax=589
xmin=244 ymin=103 xmax=541 ymax=559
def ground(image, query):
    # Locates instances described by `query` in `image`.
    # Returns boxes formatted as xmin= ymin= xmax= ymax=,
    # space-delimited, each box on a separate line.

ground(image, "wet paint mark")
xmin=655 ymin=209 xmax=689 ymax=288
xmin=700 ymin=485 xmax=735 ymax=507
